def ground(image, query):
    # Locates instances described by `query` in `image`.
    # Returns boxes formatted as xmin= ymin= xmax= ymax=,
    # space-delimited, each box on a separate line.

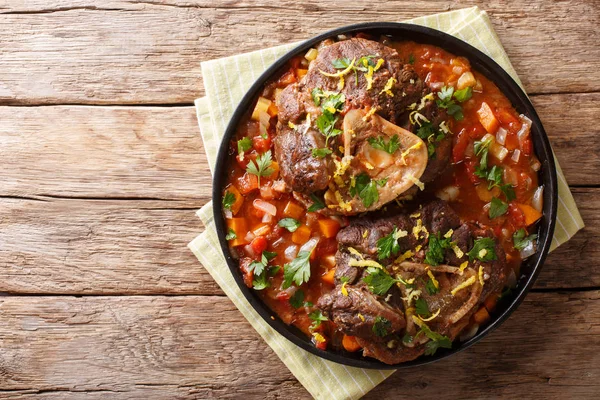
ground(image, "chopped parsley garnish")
xmin=425 ymin=233 xmax=453 ymax=266
xmin=408 ymin=54 xmax=415 ymax=65
xmin=246 ymin=150 xmax=275 ymax=186
xmin=376 ymin=227 xmax=406 ymax=260
xmin=373 ymin=316 xmax=392 ymax=337
xmin=474 ymin=137 xmax=492 ymax=172
xmin=436 ymin=86 xmax=464 ymax=121
xmin=425 ymin=277 xmax=439 ymax=295
xmin=474 ymin=140 xmax=516 ymax=202
xmin=417 ymin=323 xmax=452 ymax=355
xmin=237 ymin=137 xmax=253 ymax=154
xmin=402 ymin=333 xmax=414 ymax=344
xmin=320 ymin=92 xmax=345 ymax=114
xmin=415 ymin=121 xmax=445 ymax=158
xmin=222 ymin=191 xmax=236 ymax=210
xmin=415 ymin=298 xmax=430 ymax=318
xmin=367 ymin=135 xmax=401 ymax=154
xmin=489 ymin=197 xmax=509 ymax=219
xmin=453 ymin=86 xmax=473 ymax=102
xmin=513 ymin=228 xmax=538 ymax=251
xmin=332 ymin=55 xmax=377 ymax=83
xmin=307 ymin=193 xmax=326 ymax=212
xmin=315 ymin=111 xmax=342 ymax=146
xmin=467 ymin=237 xmax=498 ymax=262
xmin=252 ymin=273 xmax=270 ymax=290
xmin=363 ymin=267 xmax=400 ymax=296
xmin=309 ymin=310 xmax=328 ymax=330
xmin=283 ymin=250 xmax=312 ymax=288
xmin=249 ymin=251 xmax=277 ymax=291
xmin=278 ymin=218 xmax=301 ymax=232
xmin=349 ymin=173 xmax=386 ymax=208
xmin=289 ymin=289 xmax=305 ymax=309
xmin=311 ymin=88 xmax=325 ymax=106
xmin=225 ymin=228 xmax=237 ymax=240
xmin=311 ymin=148 xmax=332 ymax=158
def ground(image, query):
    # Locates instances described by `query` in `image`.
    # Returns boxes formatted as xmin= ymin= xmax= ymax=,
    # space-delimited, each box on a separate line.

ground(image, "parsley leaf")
xmin=453 ymin=86 xmax=473 ymax=102
xmin=513 ymin=228 xmax=538 ymax=251
xmin=362 ymin=267 xmax=398 ymax=296
xmin=252 ymin=273 xmax=270 ymax=290
xmin=321 ymin=92 xmax=345 ymax=114
xmin=415 ymin=298 xmax=430 ymax=317
xmin=278 ymin=218 xmax=301 ymax=232
xmin=311 ymin=88 xmax=324 ymax=106
xmin=289 ymin=289 xmax=305 ymax=309
xmin=376 ymin=227 xmax=405 ymax=260
xmin=246 ymin=150 xmax=275 ymax=186
xmin=349 ymin=173 xmax=385 ymax=208
xmin=283 ymin=250 xmax=312 ymax=288
xmin=316 ymin=111 xmax=342 ymax=146
xmin=367 ymin=135 xmax=401 ymax=154
xmin=425 ymin=233 xmax=453 ymax=266
xmin=408 ymin=54 xmax=415 ymax=65
xmin=418 ymin=323 xmax=452 ymax=355
xmin=309 ymin=310 xmax=328 ymax=330
xmin=307 ymin=193 xmax=325 ymax=212
xmin=425 ymin=278 xmax=439 ymax=295
xmin=489 ymin=197 xmax=508 ymax=219
xmin=225 ymin=228 xmax=237 ymax=240
xmin=312 ymin=148 xmax=332 ymax=158
xmin=237 ymin=137 xmax=253 ymax=155
xmin=373 ymin=316 xmax=392 ymax=337
xmin=332 ymin=57 xmax=353 ymax=69
xmin=474 ymin=137 xmax=492 ymax=171
xmin=467 ymin=237 xmax=498 ymax=262
xmin=249 ymin=251 xmax=277 ymax=277
xmin=436 ymin=86 xmax=464 ymax=121
xmin=415 ymin=121 xmax=445 ymax=158
xmin=222 ymin=191 xmax=236 ymax=210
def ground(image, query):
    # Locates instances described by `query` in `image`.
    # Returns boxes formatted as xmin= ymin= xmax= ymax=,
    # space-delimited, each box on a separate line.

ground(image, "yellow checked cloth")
xmin=189 ymin=7 xmax=584 ymax=400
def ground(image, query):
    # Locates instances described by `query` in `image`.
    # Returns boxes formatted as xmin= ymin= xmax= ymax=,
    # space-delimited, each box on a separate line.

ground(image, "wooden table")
xmin=1 ymin=1 xmax=598 ymax=398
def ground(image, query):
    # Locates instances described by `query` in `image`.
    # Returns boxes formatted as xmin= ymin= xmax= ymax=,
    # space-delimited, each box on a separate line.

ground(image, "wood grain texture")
xmin=0 ymin=1 xmax=598 ymax=105
xmin=0 ymin=292 xmax=598 ymax=398
xmin=0 ymin=93 xmax=598 ymax=203
xmin=0 ymin=187 xmax=595 ymax=295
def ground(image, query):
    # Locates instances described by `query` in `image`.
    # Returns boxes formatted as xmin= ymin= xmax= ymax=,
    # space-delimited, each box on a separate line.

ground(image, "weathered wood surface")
xmin=0 ymin=292 xmax=598 ymax=399
xmin=0 ymin=0 xmax=598 ymax=398
xmin=0 ymin=187 xmax=596 ymax=295
xmin=0 ymin=1 xmax=598 ymax=105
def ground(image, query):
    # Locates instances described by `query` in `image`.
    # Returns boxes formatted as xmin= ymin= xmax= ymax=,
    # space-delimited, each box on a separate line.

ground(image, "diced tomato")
xmin=496 ymin=107 xmax=520 ymax=127
xmin=277 ymin=70 xmax=296 ymax=87
xmin=250 ymin=236 xmax=268 ymax=255
xmin=239 ymin=258 xmax=254 ymax=288
xmin=315 ymin=338 xmax=328 ymax=351
xmin=275 ymin=291 xmax=291 ymax=301
xmin=521 ymin=137 xmax=533 ymax=156
xmin=236 ymin=173 xmax=259 ymax=195
xmin=508 ymin=202 xmax=526 ymax=229
xmin=464 ymin=160 xmax=482 ymax=184
xmin=235 ymin=154 xmax=250 ymax=170
xmin=321 ymin=268 xmax=336 ymax=285
xmin=252 ymin=135 xmax=272 ymax=153
xmin=453 ymin=128 xmax=470 ymax=163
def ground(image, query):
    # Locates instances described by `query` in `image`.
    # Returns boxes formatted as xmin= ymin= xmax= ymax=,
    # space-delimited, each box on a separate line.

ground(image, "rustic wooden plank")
xmin=0 ymin=1 xmax=598 ymax=105
xmin=0 ymin=187 xmax=595 ymax=295
xmin=0 ymin=292 xmax=597 ymax=398
xmin=0 ymin=106 xmax=210 ymax=200
xmin=0 ymin=93 xmax=598 ymax=203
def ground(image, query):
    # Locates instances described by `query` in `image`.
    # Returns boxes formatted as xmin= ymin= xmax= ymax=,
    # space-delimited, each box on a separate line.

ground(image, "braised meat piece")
xmin=317 ymin=200 xmax=508 ymax=364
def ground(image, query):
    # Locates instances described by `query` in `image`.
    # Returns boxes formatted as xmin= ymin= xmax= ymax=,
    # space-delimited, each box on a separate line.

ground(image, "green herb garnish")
xmin=222 ymin=191 xmax=236 ymax=210
xmin=246 ymin=150 xmax=275 ymax=186
xmin=237 ymin=137 xmax=253 ymax=155
xmin=278 ymin=218 xmax=301 ymax=232
xmin=349 ymin=173 xmax=386 ymax=208
xmin=513 ymin=228 xmax=538 ymax=251
xmin=289 ymin=289 xmax=305 ymax=309
xmin=373 ymin=316 xmax=392 ymax=337
xmin=308 ymin=193 xmax=326 ymax=212
xmin=225 ymin=228 xmax=237 ymax=240
xmin=415 ymin=298 xmax=430 ymax=318
xmin=367 ymin=135 xmax=401 ymax=154
xmin=425 ymin=233 xmax=453 ymax=266
xmin=309 ymin=310 xmax=328 ymax=330
xmin=436 ymin=86 xmax=464 ymax=120
xmin=489 ymin=197 xmax=509 ymax=219
xmin=312 ymin=148 xmax=332 ymax=158
xmin=376 ymin=227 xmax=406 ymax=260
xmin=283 ymin=250 xmax=312 ymax=288
xmin=363 ymin=267 xmax=400 ymax=296
xmin=467 ymin=237 xmax=498 ymax=262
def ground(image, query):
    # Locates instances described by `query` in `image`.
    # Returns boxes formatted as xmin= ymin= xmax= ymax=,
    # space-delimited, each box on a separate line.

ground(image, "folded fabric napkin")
xmin=189 ymin=7 xmax=584 ymax=399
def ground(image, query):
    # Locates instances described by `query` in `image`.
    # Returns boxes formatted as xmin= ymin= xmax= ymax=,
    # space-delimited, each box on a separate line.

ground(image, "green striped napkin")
xmin=189 ymin=7 xmax=584 ymax=399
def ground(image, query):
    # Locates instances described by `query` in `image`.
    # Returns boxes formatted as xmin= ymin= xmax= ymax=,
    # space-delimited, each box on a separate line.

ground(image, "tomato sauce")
xmin=220 ymin=38 xmax=542 ymax=352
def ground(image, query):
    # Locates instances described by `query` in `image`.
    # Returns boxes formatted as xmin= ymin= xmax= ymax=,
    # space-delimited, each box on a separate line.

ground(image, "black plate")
xmin=212 ymin=22 xmax=557 ymax=369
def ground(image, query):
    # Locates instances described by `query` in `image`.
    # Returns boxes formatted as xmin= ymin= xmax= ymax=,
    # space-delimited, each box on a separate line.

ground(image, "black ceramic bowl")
xmin=212 ymin=22 xmax=557 ymax=369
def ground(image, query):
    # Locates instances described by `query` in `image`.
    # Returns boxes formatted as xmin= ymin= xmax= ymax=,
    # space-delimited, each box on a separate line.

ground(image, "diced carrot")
xmin=477 ymin=101 xmax=499 ymax=134
xmin=252 ymin=224 xmax=271 ymax=237
xmin=342 ymin=335 xmax=362 ymax=352
xmin=473 ymin=306 xmax=491 ymax=325
xmin=269 ymin=161 xmax=280 ymax=180
xmin=318 ymin=218 xmax=341 ymax=239
xmin=296 ymin=68 xmax=308 ymax=79
xmin=518 ymin=203 xmax=542 ymax=226
xmin=484 ymin=293 xmax=499 ymax=312
xmin=225 ymin=185 xmax=244 ymax=215
xmin=227 ymin=218 xmax=248 ymax=247
xmin=283 ymin=200 xmax=304 ymax=220
xmin=236 ymin=173 xmax=259 ymax=195
xmin=278 ymin=70 xmax=296 ymax=86
xmin=321 ymin=268 xmax=336 ymax=285
xmin=291 ymin=225 xmax=311 ymax=244
xmin=250 ymin=236 xmax=268 ymax=254
xmin=267 ymin=102 xmax=278 ymax=117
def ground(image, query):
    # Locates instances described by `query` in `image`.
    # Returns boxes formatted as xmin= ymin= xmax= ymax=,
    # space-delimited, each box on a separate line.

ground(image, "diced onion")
xmin=223 ymin=209 xmax=233 ymax=219
xmin=431 ymin=56 xmax=447 ymax=64
xmin=532 ymin=186 xmax=544 ymax=213
xmin=253 ymin=199 xmax=277 ymax=216
xmin=473 ymin=79 xmax=483 ymax=92
xmin=260 ymin=185 xmax=276 ymax=200
xmin=262 ymin=213 xmax=273 ymax=224
xmin=491 ymin=144 xmax=509 ymax=161
xmin=503 ymin=167 xmax=519 ymax=186
xmin=459 ymin=323 xmax=479 ymax=342
xmin=429 ymin=81 xmax=444 ymax=90
xmin=272 ymin=179 xmax=287 ymax=193
xmin=253 ymin=224 xmax=271 ymax=237
xmin=436 ymin=185 xmax=460 ymax=202
xmin=511 ymin=149 xmax=521 ymax=163
xmin=271 ymin=237 xmax=284 ymax=248
xmin=496 ymin=127 xmax=508 ymax=145
xmin=517 ymin=114 xmax=532 ymax=146
xmin=530 ymin=156 xmax=541 ymax=172
xmin=452 ymin=66 xmax=463 ymax=75
xmin=243 ymin=244 xmax=256 ymax=258
xmin=258 ymin=110 xmax=270 ymax=127
xmin=300 ymin=237 xmax=319 ymax=254
xmin=519 ymin=240 xmax=537 ymax=259
xmin=284 ymin=245 xmax=298 ymax=261
xmin=457 ymin=71 xmax=476 ymax=90
xmin=245 ymin=231 xmax=255 ymax=243
xmin=251 ymin=97 xmax=272 ymax=121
